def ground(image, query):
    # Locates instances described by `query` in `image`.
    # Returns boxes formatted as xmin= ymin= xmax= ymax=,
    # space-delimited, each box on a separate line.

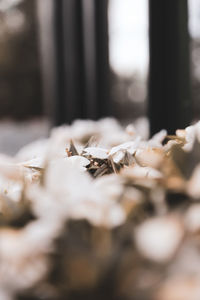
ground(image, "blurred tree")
xmin=0 ymin=0 xmax=43 ymax=119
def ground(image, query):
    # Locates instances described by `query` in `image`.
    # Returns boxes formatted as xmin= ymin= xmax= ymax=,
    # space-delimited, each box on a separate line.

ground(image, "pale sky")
xmin=109 ymin=0 xmax=149 ymax=77
xmin=189 ymin=0 xmax=200 ymax=38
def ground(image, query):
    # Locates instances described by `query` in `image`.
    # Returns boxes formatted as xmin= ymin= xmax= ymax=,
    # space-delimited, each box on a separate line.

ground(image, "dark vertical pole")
xmin=148 ymin=0 xmax=191 ymax=135
xmin=37 ymin=0 xmax=110 ymax=126
xmin=82 ymin=0 xmax=110 ymax=119
xmin=82 ymin=0 xmax=98 ymax=118
xmin=36 ymin=0 xmax=60 ymax=126
xmin=95 ymin=0 xmax=110 ymax=118
xmin=62 ymin=0 xmax=85 ymax=123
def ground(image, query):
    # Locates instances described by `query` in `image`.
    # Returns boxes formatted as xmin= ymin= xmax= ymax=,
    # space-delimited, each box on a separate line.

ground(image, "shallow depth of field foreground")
xmin=1 ymin=118 xmax=200 ymax=300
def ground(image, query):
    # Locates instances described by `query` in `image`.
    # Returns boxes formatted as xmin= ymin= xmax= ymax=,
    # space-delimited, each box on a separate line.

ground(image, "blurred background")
xmin=0 ymin=0 xmax=199 ymax=153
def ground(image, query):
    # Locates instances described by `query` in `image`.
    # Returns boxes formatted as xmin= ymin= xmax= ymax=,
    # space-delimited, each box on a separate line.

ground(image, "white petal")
xmin=83 ymin=147 xmax=108 ymax=159
xmin=135 ymin=216 xmax=184 ymax=263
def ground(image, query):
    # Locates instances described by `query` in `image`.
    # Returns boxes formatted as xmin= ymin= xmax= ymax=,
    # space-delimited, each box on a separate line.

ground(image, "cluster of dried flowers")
xmin=1 ymin=118 xmax=200 ymax=300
